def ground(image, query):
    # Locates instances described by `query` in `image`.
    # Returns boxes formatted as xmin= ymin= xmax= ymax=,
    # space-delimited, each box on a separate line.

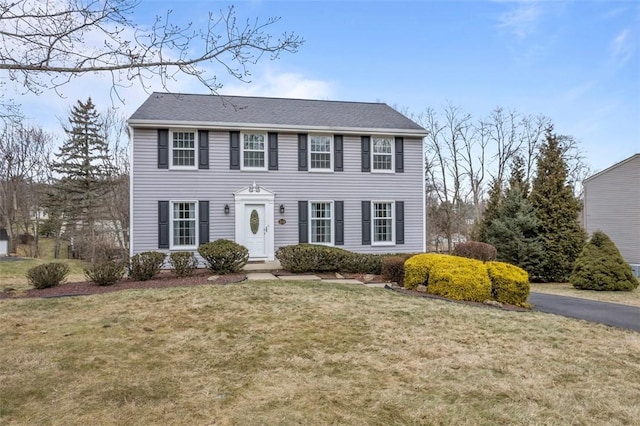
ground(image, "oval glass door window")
xmin=250 ymin=209 xmax=260 ymax=234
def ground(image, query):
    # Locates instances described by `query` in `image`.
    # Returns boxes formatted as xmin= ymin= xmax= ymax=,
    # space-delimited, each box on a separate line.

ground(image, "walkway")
xmin=528 ymin=292 xmax=640 ymax=332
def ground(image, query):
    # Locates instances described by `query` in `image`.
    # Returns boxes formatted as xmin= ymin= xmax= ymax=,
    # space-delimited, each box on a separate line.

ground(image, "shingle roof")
xmin=128 ymin=92 xmax=426 ymax=135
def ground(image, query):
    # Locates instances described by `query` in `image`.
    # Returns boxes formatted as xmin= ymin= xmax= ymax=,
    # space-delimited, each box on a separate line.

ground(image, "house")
xmin=0 ymin=228 xmax=8 ymax=256
xmin=127 ymin=93 xmax=427 ymax=261
xmin=582 ymin=153 xmax=640 ymax=275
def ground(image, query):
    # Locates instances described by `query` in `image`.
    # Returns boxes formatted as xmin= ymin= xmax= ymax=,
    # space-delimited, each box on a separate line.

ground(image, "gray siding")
xmin=132 ymin=129 xmax=424 ymax=255
xmin=583 ymin=155 xmax=640 ymax=264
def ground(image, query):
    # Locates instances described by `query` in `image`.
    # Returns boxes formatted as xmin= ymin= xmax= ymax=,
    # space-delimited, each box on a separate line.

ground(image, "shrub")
xmin=339 ymin=252 xmax=382 ymax=274
xmin=26 ymin=262 xmax=70 ymax=289
xmin=381 ymin=256 xmax=407 ymax=285
xmin=129 ymin=251 xmax=165 ymax=281
xmin=486 ymin=261 xmax=530 ymax=306
xmin=453 ymin=241 xmax=497 ymax=262
xmin=275 ymin=244 xmax=345 ymax=273
xmin=426 ymin=256 xmax=492 ymax=302
xmin=198 ymin=239 xmax=249 ymax=274
xmin=570 ymin=231 xmax=638 ymax=291
xmin=84 ymin=260 xmax=126 ymax=286
xmin=169 ymin=251 xmax=199 ymax=277
xmin=403 ymin=253 xmax=450 ymax=290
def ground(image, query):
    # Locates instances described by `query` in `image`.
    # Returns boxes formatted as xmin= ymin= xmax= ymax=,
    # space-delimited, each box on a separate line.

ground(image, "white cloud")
xmin=610 ymin=28 xmax=635 ymax=68
xmin=497 ymin=0 xmax=542 ymax=39
xmin=221 ymin=69 xmax=335 ymax=99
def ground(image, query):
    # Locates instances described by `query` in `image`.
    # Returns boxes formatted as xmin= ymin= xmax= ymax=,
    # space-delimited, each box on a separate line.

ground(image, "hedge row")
xmin=275 ymin=244 xmax=382 ymax=274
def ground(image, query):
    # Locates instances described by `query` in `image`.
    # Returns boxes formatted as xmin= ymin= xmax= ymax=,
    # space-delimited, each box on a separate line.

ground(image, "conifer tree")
xmin=528 ymin=128 xmax=585 ymax=282
xmin=570 ymin=231 xmax=638 ymax=291
xmin=473 ymin=177 xmax=502 ymax=242
xmin=51 ymin=98 xmax=110 ymax=261
xmin=485 ymin=157 xmax=542 ymax=272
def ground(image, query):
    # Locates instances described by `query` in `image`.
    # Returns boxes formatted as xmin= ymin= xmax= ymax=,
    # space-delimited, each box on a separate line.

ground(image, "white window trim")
xmin=169 ymin=129 xmax=198 ymax=170
xmin=240 ymin=131 xmax=268 ymax=171
xmin=309 ymin=200 xmax=334 ymax=246
xmin=308 ymin=134 xmax=334 ymax=172
xmin=371 ymin=200 xmax=395 ymax=246
xmin=371 ymin=136 xmax=395 ymax=173
xmin=169 ymin=200 xmax=199 ymax=250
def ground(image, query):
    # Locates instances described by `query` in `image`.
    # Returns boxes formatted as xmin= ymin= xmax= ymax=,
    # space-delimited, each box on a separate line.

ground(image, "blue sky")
xmin=13 ymin=0 xmax=640 ymax=173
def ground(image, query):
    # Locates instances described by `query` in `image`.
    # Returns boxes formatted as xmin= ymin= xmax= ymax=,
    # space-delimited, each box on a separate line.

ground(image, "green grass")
xmin=1 ymin=281 xmax=639 ymax=425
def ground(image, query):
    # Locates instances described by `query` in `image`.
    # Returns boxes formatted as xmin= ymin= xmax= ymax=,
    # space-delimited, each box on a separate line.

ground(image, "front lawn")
xmin=1 ymin=281 xmax=638 ymax=424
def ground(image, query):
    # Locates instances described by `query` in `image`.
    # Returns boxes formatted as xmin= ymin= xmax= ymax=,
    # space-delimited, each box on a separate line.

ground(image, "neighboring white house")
xmin=0 ymin=228 xmax=8 ymax=256
xmin=127 ymin=93 xmax=428 ymax=261
xmin=583 ymin=153 xmax=640 ymax=275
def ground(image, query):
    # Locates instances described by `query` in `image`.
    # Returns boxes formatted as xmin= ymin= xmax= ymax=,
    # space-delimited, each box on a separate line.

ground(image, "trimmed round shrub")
xmin=198 ymin=239 xmax=249 ymax=274
xmin=169 ymin=251 xmax=199 ymax=277
xmin=570 ymin=231 xmax=638 ymax=291
xmin=426 ymin=256 xmax=492 ymax=302
xmin=129 ymin=251 xmax=165 ymax=281
xmin=403 ymin=253 xmax=450 ymax=290
xmin=26 ymin=262 xmax=70 ymax=289
xmin=381 ymin=256 xmax=406 ymax=285
xmin=453 ymin=241 xmax=497 ymax=262
xmin=486 ymin=261 xmax=530 ymax=306
xmin=84 ymin=260 xmax=126 ymax=286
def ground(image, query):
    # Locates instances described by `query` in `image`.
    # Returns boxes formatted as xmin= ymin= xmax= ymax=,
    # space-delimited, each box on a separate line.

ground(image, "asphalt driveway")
xmin=529 ymin=292 xmax=640 ymax=332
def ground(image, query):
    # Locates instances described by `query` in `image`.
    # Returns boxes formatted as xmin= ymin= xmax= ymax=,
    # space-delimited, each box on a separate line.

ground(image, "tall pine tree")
xmin=51 ymin=98 xmax=110 ymax=261
xmin=528 ymin=128 xmax=585 ymax=282
xmin=473 ymin=177 xmax=502 ymax=242
xmin=485 ymin=156 xmax=543 ymax=273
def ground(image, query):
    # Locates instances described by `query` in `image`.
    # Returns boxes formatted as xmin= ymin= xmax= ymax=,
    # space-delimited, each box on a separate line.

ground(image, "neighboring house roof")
xmin=584 ymin=153 xmax=640 ymax=183
xmin=0 ymin=228 xmax=8 ymax=240
xmin=128 ymin=92 xmax=427 ymax=137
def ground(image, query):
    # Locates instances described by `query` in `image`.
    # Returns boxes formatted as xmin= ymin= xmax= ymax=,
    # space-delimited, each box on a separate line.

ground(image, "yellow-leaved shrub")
xmin=486 ymin=261 xmax=530 ymax=306
xmin=403 ymin=253 xmax=450 ymax=290
xmin=426 ymin=256 xmax=492 ymax=302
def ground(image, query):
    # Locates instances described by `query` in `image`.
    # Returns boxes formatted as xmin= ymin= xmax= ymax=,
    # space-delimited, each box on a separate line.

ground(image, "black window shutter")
xmin=230 ymin=131 xmax=240 ymax=170
xmin=198 ymin=130 xmax=209 ymax=170
xmin=298 ymin=134 xmax=308 ymax=171
xmin=158 ymin=129 xmax=169 ymax=169
xmin=334 ymin=135 xmax=344 ymax=172
xmin=298 ymin=201 xmax=308 ymax=243
xmin=199 ymin=201 xmax=210 ymax=244
xmin=335 ymin=201 xmax=344 ymax=245
xmin=268 ymin=132 xmax=278 ymax=170
xmin=361 ymin=201 xmax=371 ymax=245
xmin=361 ymin=136 xmax=371 ymax=172
xmin=396 ymin=201 xmax=405 ymax=245
xmin=395 ymin=137 xmax=404 ymax=173
xmin=158 ymin=201 xmax=170 ymax=248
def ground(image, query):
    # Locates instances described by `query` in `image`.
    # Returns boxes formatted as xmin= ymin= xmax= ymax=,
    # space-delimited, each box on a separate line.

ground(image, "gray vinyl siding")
xmin=131 ymin=129 xmax=424 ymax=255
xmin=583 ymin=154 xmax=640 ymax=264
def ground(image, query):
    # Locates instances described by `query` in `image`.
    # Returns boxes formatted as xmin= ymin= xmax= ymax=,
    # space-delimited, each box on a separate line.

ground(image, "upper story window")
xmin=171 ymin=130 xmax=196 ymax=168
xmin=171 ymin=201 xmax=197 ymax=249
xmin=372 ymin=201 xmax=394 ymax=244
xmin=309 ymin=135 xmax=332 ymax=171
xmin=372 ymin=137 xmax=394 ymax=171
xmin=242 ymin=132 xmax=267 ymax=170
xmin=310 ymin=201 xmax=333 ymax=244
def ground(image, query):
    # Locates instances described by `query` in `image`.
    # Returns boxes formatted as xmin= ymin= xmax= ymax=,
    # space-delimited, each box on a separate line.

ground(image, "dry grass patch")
xmin=531 ymin=282 xmax=640 ymax=307
xmin=1 ymin=281 xmax=639 ymax=425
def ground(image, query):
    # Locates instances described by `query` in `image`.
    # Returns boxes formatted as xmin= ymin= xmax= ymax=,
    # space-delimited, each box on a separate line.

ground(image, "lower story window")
xmin=172 ymin=201 xmax=197 ymax=247
xmin=310 ymin=201 xmax=333 ymax=244
xmin=373 ymin=201 xmax=393 ymax=243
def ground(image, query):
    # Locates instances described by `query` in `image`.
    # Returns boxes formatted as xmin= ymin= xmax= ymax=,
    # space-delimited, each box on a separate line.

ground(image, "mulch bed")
xmin=0 ymin=270 xmax=246 ymax=300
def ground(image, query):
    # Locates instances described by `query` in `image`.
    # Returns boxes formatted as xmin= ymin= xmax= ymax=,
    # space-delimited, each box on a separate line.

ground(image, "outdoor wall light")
xmin=279 ymin=204 xmax=285 ymax=214
xmin=224 ymin=204 xmax=230 ymax=214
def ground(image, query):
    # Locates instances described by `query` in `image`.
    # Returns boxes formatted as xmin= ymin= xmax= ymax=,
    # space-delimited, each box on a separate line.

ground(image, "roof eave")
xmin=126 ymin=119 xmax=428 ymax=138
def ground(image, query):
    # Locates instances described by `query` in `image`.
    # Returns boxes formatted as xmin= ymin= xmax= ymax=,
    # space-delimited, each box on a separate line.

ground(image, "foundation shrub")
xmin=129 ymin=251 xmax=165 ymax=281
xmin=453 ymin=241 xmax=497 ymax=262
xmin=198 ymin=239 xmax=249 ymax=274
xmin=426 ymin=256 xmax=492 ymax=302
xmin=381 ymin=256 xmax=406 ymax=285
xmin=275 ymin=244 xmax=344 ymax=273
xmin=169 ymin=251 xmax=199 ymax=277
xmin=26 ymin=262 xmax=70 ymax=289
xmin=339 ymin=252 xmax=382 ymax=274
xmin=486 ymin=261 xmax=530 ymax=306
xmin=84 ymin=260 xmax=126 ymax=286
xmin=403 ymin=253 xmax=450 ymax=290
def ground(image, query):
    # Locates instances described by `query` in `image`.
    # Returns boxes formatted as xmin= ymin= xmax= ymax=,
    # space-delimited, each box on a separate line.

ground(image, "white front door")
xmin=244 ymin=204 xmax=267 ymax=258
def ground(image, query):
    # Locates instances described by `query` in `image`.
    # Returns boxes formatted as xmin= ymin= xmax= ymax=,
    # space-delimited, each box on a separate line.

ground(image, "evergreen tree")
xmin=51 ymin=98 xmax=110 ymax=261
xmin=528 ymin=128 xmax=585 ymax=282
xmin=485 ymin=157 xmax=543 ymax=272
xmin=570 ymin=231 xmax=638 ymax=291
xmin=473 ymin=177 xmax=502 ymax=242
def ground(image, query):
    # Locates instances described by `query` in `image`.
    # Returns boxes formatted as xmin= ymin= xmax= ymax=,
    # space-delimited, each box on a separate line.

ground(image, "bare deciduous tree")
xmin=0 ymin=0 xmax=303 ymax=99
